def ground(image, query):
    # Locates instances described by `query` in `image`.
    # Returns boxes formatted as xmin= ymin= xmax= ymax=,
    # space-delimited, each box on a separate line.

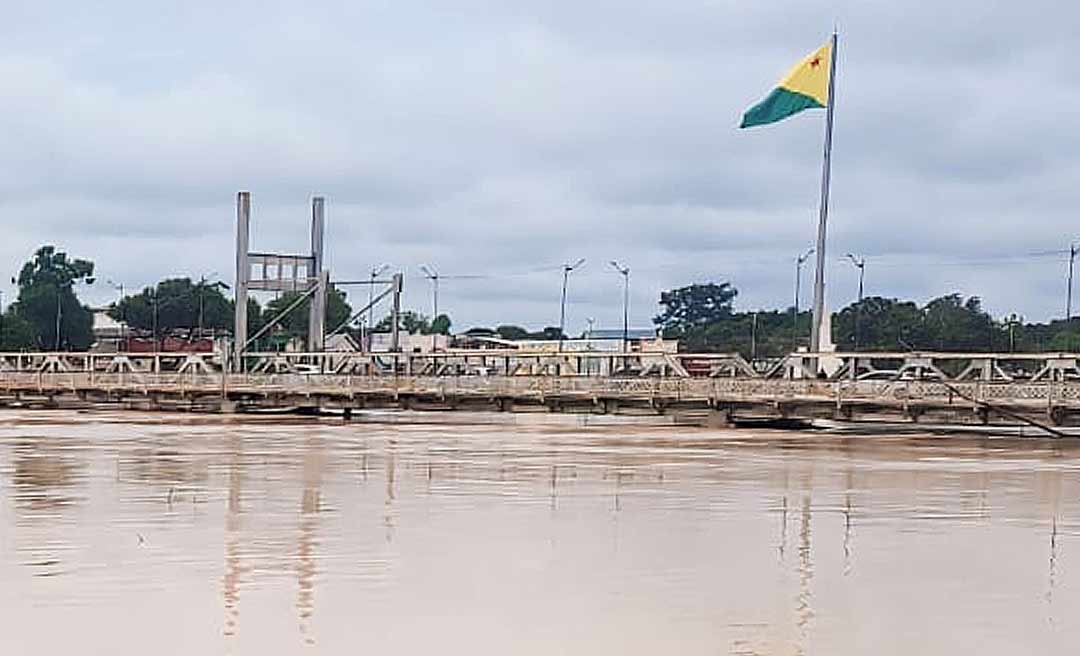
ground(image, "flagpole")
xmin=809 ymin=30 xmax=839 ymax=361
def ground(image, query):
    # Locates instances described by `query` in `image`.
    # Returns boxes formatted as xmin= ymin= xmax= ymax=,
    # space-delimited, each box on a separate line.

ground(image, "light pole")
xmin=609 ymin=261 xmax=630 ymax=353
xmin=107 ymin=279 xmax=125 ymax=349
xmin=1006 ymin=313 xmax=1022 ymax=353
xmin=419 ymin=265 xmax=440 ymax=351
xmin=1068 ymin=243 xmax=1079 ymax=322
xmin=845 ymin=253 xmax=866 ymax=350
xmin=793 ymin=248 xmax=814 ymax=352
xmin=751 ymin=311 xmax=759 ymax=362
xmin=558 ymin=258 xmax=585 ymax=352
xmin=57 ymin=277 xmax=94 ymax=350
xmin=195 ymin=272 xmax=223 ymax=339
xmin=367 ymin=264 xmax=390 ymax=342
xmin=152 ymin=287 xmax=159 ymax=350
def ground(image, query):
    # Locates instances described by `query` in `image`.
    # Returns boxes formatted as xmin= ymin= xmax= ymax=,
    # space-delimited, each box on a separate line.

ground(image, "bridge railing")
xmin=2 ymin=349 xmax=1080 ymax=383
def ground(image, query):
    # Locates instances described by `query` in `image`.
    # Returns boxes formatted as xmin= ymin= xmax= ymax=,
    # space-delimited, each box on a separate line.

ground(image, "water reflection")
xmin=12 ymin=439 xmax=84 ymax=513
xmin=1 ymin=414 xmax=1079 ymax=655
xmin=222 ymin=436 xmax=243 ymax=638
xmin=297 ymin=437 xmax=324 ymax=646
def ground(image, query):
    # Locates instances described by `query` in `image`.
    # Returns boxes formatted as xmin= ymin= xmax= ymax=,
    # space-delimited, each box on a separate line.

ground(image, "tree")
xmin=534 ymin=326 xmax=566 ymax=340
xmin=262 ymin=288 xmax=352 ymax=347
xmin=495 ymin=325 xmax=530 ymax=340
xmin=12 ymin=246 xmax=95 ymax=350
xmin=376 ymin=311 xmax=430 ymax=334
xmin=0 ymin=309 xmax=35 ymax=350
xmin=111 ymin=277 xmax=232 ymax=335
xmin=429 ymin=314 xmax=452 ymax=335
xmin=654 ymin=282 xmax=738 ymax=334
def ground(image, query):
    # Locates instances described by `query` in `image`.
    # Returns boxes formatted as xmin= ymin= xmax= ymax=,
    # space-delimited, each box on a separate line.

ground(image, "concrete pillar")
xmin=234 ymin=192 xmax=251 ymax=368
xmin=308 ymin=197 xmax=326 ymax=351
xmin=390 ymin=273 xmax=403 ymax=352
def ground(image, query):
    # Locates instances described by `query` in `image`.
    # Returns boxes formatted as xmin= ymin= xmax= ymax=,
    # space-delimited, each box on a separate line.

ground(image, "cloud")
xmin=0 ymin=0 xmax=1077 ymax=331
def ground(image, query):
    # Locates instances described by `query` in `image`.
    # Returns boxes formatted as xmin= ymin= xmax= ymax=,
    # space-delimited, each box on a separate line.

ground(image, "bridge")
xmin=3 ymin=349 xmax=1080 ymax=431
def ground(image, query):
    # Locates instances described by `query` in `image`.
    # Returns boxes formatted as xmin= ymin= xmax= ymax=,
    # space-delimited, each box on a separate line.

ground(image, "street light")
xmin=1006 ymin=313 xmax=1023 ymax=353
xmin=558 ymin=258 xmax=586 ymax=351
xmin=150 ymin=285 xmax=180 ymax=351
xmin=845 ymin=253 xmax=866 ymax=350
xmin=609 ymin=261 xmax=630 ymax=353
xmin=367 ymin=264 xmax=390 ymax=338
xmin=195 ymin=273 xmax=229 ymax=340
xmin=793 ymin=248 xmax=814 ymax=352
xmin=419 ymin=265 xmax=440 ymax=351
xmin=107 ymin=279 xmax=126 ymax=349
xmin=57 ymin=276 xmax=95 ymax=351
xmin=1067 ymin=242 xmax=1079 ymax=321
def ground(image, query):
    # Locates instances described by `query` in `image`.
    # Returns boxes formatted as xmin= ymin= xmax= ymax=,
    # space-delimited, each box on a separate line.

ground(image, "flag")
xmin=740 ymin=42 xmax=832 ymax=128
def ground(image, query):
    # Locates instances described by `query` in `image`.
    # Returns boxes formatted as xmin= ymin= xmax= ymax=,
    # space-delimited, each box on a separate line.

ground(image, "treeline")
xmin=654 ymin=283 xmax=1080 ymax=357
xmin=7 ymin=245 xmax=1080 ymax=356
xmin=0 ymin=245 xmax=452 ymax=351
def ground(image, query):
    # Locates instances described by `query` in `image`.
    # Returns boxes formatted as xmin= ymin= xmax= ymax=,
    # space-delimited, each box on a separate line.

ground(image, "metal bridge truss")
xmin=2 ymin=350 xmax=1079 ymax=382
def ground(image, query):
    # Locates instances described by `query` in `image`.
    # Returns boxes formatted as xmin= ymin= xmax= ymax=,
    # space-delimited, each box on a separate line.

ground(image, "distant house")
xmin=368 ymin=332 xmax=450 ymax=353
xmin=90 ymin=308 xmax=128 ymax=352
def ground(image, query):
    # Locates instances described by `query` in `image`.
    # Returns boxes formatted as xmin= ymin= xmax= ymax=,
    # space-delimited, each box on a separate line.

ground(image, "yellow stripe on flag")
xmin=778 ymin=42 xmax=831 ymax=106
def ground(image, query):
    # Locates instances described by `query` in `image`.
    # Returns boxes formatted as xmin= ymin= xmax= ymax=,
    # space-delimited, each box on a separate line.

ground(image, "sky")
xmin=1 ymin=0 xmax=1078 ymax=335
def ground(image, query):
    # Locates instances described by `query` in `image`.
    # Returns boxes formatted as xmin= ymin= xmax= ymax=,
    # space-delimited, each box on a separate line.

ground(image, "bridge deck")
xmin=3 ymin=371 xmax=1079 ymax=430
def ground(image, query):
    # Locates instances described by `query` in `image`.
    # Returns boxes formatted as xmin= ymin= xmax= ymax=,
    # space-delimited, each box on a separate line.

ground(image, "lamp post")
xmin=57 ymin=277 xmax=95 ymax=350
xmin=793 ymin=248 xmax=814 ymax=352
xmin=845 ymin=253 xmax=866 ymax=350
xmin=1006 ymin=313 xmax=1022 ymax=353
xmin=152 ymin=287 xmax=160 ymax=350
xmin=751 ymin=311 xmax=759 ymax=362
xmin=195 ymin=272 xmax=223 ymax=339
xmin=367 ymin=264 xmax=390 ymax=346
xmin=1067 ymin=243 xmax=1079 ymax=322
xmin=609 ymin=261 xmax=630 ymax=353
xmin=419 ymin=265 xmax=440 ymax=351
xmin=558 ymin=258 xmax=586 ymax=352
xmin=107 ymin=279 xmax=125 ymax=349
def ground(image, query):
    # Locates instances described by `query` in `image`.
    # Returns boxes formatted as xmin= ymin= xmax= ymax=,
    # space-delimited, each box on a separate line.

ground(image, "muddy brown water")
xmin=0 ymin=409 xmax=1077 ymax=654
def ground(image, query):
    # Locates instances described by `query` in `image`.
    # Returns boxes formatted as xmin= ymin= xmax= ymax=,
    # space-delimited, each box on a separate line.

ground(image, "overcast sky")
xmin=2 ymin=1 xmax=1078 ymax=333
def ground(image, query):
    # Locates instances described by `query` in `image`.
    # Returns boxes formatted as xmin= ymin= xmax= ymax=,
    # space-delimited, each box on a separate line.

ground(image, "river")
xmin=0 ymin=409 xmax=1076 ymax=654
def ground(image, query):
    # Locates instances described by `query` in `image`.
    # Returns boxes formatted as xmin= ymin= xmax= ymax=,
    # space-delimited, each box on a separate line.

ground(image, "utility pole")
xmin=419 ymin=265 xmax=440 ymax=352
xmin=845 ymin=253 xmax=866 ymax=350
xmin=793 ymin=248 xmax=814 ymax=352
xmin=1068 ymin=243 xmax=1078 ymax=321
xmin=609 ymin=261 xmax=630 ymax=352
xmin=558 ymin=259 xmax=585 ymax=352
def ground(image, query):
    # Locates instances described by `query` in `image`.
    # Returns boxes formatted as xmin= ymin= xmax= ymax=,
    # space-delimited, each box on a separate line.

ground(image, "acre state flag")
xmin=740 ymin=42 xmax=831 ymax=128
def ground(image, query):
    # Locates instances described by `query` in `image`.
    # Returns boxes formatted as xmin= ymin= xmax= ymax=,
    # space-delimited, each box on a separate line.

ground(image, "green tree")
xmin=111 ymin=277 xmax=232 ymax=335
xmin=495 ymin=325 xmax=529 ymax=340
xmin=654 ymin=282 xmax=738 ymax=334
xmin=429 ymin=313 xmax=452 ymax=335
xmin=12 ymin=246 xmax=95 ymax=350
xmin=0 ymin=309 xmax=35 ymax=350
xmin=376 ymin=311 xmax=430 ymax=334
xmin=262 ymin=288 xmax=352 ymax=347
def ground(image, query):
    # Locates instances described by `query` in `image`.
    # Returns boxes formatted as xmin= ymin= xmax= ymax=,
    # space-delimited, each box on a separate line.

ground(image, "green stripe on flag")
xmin=740 ymin=87 xmax=824 ymax=129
